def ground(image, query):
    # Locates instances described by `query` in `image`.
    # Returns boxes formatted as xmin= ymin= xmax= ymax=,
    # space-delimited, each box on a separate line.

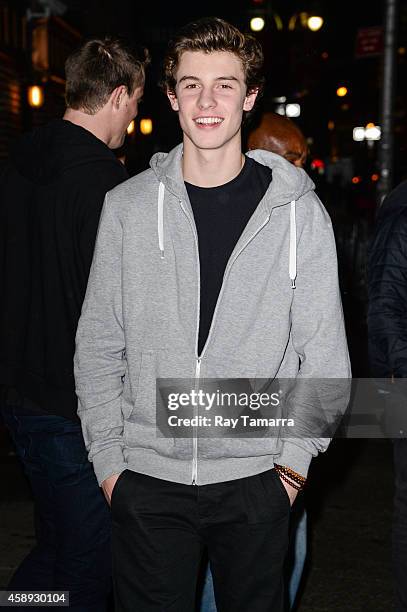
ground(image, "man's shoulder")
xmin=67 ymin=157 xmax=127 ymax=186
xmin=106 ymin=167 xmax=156 ymax=205
xmin=293 ymin=188 xmax=332 ymax=232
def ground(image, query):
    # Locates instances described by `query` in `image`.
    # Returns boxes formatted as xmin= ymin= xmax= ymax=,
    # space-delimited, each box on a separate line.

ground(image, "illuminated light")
xmin=273 ymin=14 xmax=284 ymax=31
xmin=398 ymin=47 xmax=406 ymax=55
xmin=311 ymin=159 xmax=325 ymax=174
xmin=311 ymin=159 xmax=325 ymax=169
xmin=353 ymin=127 xmax=365 ymax=141
xmin=336 ymin=86 xmax=348 ymax=97
xmin=366 ymin=122 xmax=375 ymax=128
xmin=321 ymin=51 xmax=329 ymax=59
xmin=285 ymin=103 xmax=301 ymax=118
xmin=272 ymin=96 xmax=286 ymax=103
xmin=126 ymin=120 xmax=135 ymax=135
xmin=365 ymin=125 xmax=381 ymax=141
xmin=307 ymin=16 xmax=323 ymax=32
xmin=9 ymin=83 xmax=20 ymax=115
xmin=140 ymin=118 xmax=153 ymax=135
xmin=341 ymin=103 xmax=350 ymax=111
xmin=352 ymin=176 xmax=361 ymax=184
xmin=328 ymin=120 xmax=335 ymax=130
xmin=371 ymin=173 xmax=380 ymax=182
xmin=275 ymin=104 xmax=286 ymax=116
xmin=27 ymin=85 xmax=44 ymax=108
xmin=250 ymin=17 xmax=265 ymax=32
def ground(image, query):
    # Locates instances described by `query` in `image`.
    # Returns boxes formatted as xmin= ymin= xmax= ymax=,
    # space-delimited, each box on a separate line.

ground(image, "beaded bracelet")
xmin=275 ymin=469 xmax=305 ymax=488
xmin=274 ymin=463 xmax=306 ymax=490
xmin=277 ymin=470 xmax=302 ymax=491
xmin=274 ymin=463 xmax=306 ymax=484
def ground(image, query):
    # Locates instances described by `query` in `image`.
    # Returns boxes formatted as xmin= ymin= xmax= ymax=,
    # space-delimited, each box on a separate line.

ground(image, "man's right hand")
xmin=101 ymin=473 xmax=122 ymax=506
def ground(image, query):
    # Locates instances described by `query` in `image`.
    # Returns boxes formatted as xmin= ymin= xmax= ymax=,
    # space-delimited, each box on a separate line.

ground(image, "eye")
xmin=185 ymin=83 xmax=199 ymax=89
xmin=219 ymin=83 xmax=233 ymax=89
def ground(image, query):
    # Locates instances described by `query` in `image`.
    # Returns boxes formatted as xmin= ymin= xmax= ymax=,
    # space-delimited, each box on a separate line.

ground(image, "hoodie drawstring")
xmin=158 ymin=182 xmax=165 ymax=259
xmin=289 ymin=200 xmax=297 ymax=289
xmin=158 ymin=181 xmax=296 ymax=287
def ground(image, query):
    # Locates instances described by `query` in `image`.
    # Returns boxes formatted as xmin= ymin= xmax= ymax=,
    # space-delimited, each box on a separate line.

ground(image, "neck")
xmin=63 ymin=108 xmax=111 ymax=147
xmin=182 ymin=134 xmax=245 ymax=187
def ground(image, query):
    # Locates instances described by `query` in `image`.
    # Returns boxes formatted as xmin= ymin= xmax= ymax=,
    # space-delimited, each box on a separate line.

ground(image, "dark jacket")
xmin=0 ymin=119 xmax=128 ymax=420
xmin=368 ymin=180 xmax=407 ymax=377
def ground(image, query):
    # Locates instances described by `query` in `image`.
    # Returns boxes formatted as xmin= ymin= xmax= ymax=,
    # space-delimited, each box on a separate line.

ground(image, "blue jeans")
xmin=286 ymin=505 xmax=307 ymax=609
xmin=200 ymin=500 xmax=307 ymax=612
xmin=1 ymin=405 xmax=112 ymax=611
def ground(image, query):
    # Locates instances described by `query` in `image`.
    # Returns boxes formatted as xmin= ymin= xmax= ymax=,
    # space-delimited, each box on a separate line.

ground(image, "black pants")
xmin=394 ymin=439 xmax=407 ymax=611
xmin=111 ymin=468 xmax=290 ymax=612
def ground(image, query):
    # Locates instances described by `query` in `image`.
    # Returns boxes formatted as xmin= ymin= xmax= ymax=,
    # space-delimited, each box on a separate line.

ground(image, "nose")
xmin=197 ymin=86 xmax=216 ymax=110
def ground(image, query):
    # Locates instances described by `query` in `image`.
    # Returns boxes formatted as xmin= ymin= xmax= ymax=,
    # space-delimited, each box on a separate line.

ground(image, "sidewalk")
xmin=298 ymin=438 xmax=393 ymax=612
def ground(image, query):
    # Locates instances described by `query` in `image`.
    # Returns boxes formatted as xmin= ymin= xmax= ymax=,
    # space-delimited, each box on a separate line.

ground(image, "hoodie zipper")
xmin=199 ymin=214 xmax=271 ymax=362
xmin=178 ymin=198 xmax=271 ymax=484
xmin=193 ymin=357 xmax=201 ymax=484
xmin=178 ymin=199 xmax=201 ymax=485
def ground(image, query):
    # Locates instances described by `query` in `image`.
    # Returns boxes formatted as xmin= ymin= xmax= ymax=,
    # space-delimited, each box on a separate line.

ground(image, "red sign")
xmin=355 ymin=26 xmax=384 ymax=58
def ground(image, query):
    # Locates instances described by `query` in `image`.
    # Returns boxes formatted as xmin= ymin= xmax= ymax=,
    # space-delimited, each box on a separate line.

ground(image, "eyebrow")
xmin=178 ymin=75 xmax=240 ymax=84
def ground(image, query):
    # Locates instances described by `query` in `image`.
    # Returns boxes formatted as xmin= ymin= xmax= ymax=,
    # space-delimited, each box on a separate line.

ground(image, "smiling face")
xmin=167 ymin=50 xmax=257 ymax=153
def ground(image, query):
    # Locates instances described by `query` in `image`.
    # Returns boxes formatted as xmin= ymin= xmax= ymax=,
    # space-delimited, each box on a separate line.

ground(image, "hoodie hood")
xmin=150 ymin=143 xmax=316 ymax=287
xmin=149 ymin=143 xmax=315 ymax=212
xmin=10 ymin=119 xmax=120 ymax=186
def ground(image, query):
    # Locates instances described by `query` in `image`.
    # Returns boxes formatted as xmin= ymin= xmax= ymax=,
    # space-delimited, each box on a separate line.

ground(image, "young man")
xmin=0 ymin=38 xmax=146 ymax=610
xmin=75 ymin=18 xmax=350 ymax=612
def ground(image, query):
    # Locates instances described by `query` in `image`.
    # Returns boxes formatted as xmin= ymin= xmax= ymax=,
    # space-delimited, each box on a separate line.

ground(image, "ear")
xmin=110 ymin=85 xmax=127 ymax=109
xmin=243 ymin=88 xmax=259 ymax=112
xmin=167 ymin=89 xmax=179 ymax=112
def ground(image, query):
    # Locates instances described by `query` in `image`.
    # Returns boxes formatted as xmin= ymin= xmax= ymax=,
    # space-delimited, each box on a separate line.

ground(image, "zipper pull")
xmin=195 ymin=357 xmax=201 ymax=379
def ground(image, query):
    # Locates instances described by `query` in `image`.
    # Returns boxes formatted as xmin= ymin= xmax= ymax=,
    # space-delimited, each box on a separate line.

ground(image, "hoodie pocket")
xmin=198 ymin=437 xmax=282 ymax=460
xmin=127 ymin=349 xmax=164 ymax=426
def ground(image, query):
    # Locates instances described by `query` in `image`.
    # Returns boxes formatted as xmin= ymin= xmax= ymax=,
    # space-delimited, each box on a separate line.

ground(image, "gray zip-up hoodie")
xmin=74 ymin=143 xmax=351 ymax=487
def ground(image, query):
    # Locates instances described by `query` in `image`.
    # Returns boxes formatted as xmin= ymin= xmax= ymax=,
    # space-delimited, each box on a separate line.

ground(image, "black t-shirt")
xmin=185 ymin=156 xmax=273 ymax=356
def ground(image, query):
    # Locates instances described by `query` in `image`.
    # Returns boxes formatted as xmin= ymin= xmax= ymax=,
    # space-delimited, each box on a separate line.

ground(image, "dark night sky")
xmin=62 ymin=0 xmax=385 ymax=41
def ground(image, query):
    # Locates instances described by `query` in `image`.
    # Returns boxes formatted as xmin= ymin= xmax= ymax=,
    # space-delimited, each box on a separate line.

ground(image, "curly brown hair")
xmin=161 ymin=17 xmax=264 ymax=96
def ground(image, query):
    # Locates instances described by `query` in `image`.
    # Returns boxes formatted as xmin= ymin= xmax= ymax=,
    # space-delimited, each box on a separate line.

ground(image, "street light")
xmin=307 ymin=16 xmax=324 ymax=31
xmin=140 ymin=118 xmax=153 ymax=135
xmin=250 ymin=17 xmax=265 ymax=32
xmin=252 ymin=10 xmax=323 ymax=33
xmin=352 ymin=124 xmax=382 ymax=142
xmin=27 ymin=85 xmax=44 ymax=107
xmin=353 ymin=127 xmax=365 ymax=142
xmin=365 ymin=125 xmax=381 ymax=141
xmin=286 ymin=103 xmax=301 ymax=117
xmin=336 ymin=86 xmax=348 ymax=97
